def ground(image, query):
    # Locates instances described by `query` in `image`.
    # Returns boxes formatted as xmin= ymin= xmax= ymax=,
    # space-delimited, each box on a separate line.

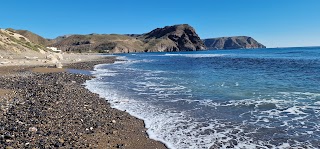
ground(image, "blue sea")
xmin=85 ymin=47 xmax=320 ymax=149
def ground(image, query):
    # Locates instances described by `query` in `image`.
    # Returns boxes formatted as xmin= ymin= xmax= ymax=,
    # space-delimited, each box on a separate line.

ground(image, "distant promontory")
xmin=203 ymin=36 xmax=266 ymax=50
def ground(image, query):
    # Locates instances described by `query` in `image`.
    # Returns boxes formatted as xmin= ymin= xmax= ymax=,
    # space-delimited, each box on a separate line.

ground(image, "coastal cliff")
xmin=1 ymin=25 xmax=267 ymax=54
xmin=140 ymin=24 xmax=206 ymax=52
xmin=203 ymin=36 xmax=266 ymax=50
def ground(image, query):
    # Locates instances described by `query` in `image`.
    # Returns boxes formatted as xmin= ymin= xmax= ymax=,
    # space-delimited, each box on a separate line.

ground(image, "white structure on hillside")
xmin=47 ymin=47 xmax=61 ymax=53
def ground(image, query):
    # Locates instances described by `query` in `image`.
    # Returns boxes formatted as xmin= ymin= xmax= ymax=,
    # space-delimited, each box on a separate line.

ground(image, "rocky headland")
xmin=138 ymin=24 xmax=206 ymax=52
xmin=203 ymin=36 xmax=266 ymax=50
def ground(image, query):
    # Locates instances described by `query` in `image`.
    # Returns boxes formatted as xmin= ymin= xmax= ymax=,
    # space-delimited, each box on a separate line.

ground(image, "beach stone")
xmin=0 ymin=61 xmax=10 ymax=64
xmin=5 ymin=146 xmax=13 ymax=149
xmin=46 ymin=53 xmax=63 ymax=60
xmin=25 ymin=56 xmax=38 ymax=60
xmin=4 ymin=134 xmax=13 ymax=139
xmin=28 ymin=127 xmax=38 ymax=132
xmin=112 ymin=131 xmax=118 ymax=134
xmin=54 ymin=142 xmax=62 ymax=147
xmin=46 ymin=53 xmax=63 ymax=63
xmin=55 ymin=63 xmax=63 ymax=68
xmin=112 ymin=120 xmax=116 ymax=123
xmin=58 ymin=138 xmax=65 ymax=144
xmin=116 ymin=144 xmax=124 ymax=148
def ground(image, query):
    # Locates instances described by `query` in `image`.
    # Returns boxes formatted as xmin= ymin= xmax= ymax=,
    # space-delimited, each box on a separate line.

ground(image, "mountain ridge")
xmin=1 ymin=25 xmax=266 ymax=54
xmin=50 ymin=24 xmax=206 ymax=53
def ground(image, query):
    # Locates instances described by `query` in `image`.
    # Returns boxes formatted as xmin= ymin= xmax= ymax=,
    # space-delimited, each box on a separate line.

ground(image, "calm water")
xmin=85 ymin=47 xmax=320 ymax=149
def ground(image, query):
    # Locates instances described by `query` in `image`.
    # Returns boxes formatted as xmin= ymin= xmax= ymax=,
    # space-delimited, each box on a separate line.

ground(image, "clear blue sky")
xmin=1 ymin=0 xmax=319 ymax=47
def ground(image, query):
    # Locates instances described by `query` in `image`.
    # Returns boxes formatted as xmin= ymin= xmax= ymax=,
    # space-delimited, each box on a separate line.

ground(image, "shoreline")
xmin=0 ymin=56 xmax=167 ymax=148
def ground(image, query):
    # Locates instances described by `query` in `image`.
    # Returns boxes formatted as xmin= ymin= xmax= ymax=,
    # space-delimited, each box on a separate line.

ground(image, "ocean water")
xmin=85 ymin=47 xmax=320 ymax=149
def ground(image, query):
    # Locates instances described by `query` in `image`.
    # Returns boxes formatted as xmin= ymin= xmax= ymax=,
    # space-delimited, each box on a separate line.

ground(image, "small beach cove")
xmin=0 ymin=56 xmax=167 ymax=149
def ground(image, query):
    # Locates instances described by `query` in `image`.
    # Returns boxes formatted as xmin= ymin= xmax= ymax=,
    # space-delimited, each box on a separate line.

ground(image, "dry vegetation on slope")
xmin=0 ymin=29 xmax=46 ymax=54
xmin=51 ymin=34 xmax=145 ymax=53
xmin=51 ymin=24 xmax=206 ymax=53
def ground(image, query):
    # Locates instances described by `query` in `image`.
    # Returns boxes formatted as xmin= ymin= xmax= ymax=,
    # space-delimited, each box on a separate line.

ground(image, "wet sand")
xmin=0 ymin=89 xmax=12 ymax=96
xmin=0 ymin=57 xmax=167 ymax=149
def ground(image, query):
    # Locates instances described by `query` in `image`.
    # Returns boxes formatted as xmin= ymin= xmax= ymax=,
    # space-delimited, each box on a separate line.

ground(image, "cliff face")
xmin=203 ymin=36 xmax=266 ymax=50
xmin=51 ymin=24 xmax=206 ymax=53
xmin=141 ymin=24 xmax=206 ymax=52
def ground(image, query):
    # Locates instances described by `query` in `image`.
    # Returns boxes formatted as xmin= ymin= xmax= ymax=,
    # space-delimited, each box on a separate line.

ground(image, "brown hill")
xmin=51 ymin=24 xmax=206 ymax=53
xmin=7 ymin=28 xmax=53 ymax=46
xmin=203 ymin=36 xmax=266 ymax=50
xmin=51 ymin=34 xmax=145 ymax=53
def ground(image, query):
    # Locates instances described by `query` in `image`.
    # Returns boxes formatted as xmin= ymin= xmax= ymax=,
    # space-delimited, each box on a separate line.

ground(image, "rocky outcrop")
xmin=51 ymin=24 xmax=206 ymax=53
xmin=140 ymin=24 xmax=206 ymax=52
xmin=203 ymin=36 xmax=266 ymax=50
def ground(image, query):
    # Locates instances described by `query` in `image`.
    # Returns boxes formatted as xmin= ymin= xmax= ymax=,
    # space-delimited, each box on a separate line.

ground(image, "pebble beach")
xmin=0 ymin=56 xmax=167 ymax=149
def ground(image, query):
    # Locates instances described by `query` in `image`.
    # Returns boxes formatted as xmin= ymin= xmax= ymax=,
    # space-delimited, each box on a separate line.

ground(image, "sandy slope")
xmin=0 ymin=51 xmax=105 ymax=67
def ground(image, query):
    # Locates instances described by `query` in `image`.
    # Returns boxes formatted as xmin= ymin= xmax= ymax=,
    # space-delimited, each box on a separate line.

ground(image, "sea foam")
xmin=164 ymin=53 xmax=228 ymax=58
